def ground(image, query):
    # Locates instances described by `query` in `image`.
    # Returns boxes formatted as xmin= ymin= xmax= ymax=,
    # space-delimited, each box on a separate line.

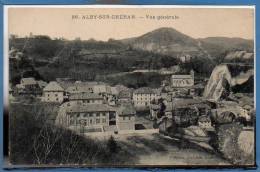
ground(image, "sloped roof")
xmin=69 ymin=93 xmax=103 ymax=100
xmin=66 ymin=85 xmax=93 ymax=93
xmin=57 ymin=81 xmax=75 ymax=90
xmin=134 ymin=87 xmax=156 ymax=94
xmin=66 ymin=104 xmax=116 ymax=113
xmin=21 ymin=77 xmax=37 ymax=85
xmin=43 ymin=81 xmax=64 ymax=92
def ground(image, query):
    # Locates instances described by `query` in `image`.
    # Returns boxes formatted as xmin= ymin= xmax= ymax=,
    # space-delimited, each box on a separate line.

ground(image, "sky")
xmin=7 ymin=6 xmax=254 ymax=41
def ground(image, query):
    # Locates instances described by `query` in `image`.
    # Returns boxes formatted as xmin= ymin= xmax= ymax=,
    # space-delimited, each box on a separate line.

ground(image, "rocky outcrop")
xmin=203 ymin=64 xmax=253 ymax=101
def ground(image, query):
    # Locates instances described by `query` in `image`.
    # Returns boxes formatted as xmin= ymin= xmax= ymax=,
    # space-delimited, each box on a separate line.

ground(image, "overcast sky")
xmin=8 ymin=7 xmax=254 ymax=41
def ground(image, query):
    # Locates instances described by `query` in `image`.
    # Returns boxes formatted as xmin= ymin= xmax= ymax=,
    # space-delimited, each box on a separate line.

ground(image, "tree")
xmin=107 ymin=136 xmax=118 ymax=153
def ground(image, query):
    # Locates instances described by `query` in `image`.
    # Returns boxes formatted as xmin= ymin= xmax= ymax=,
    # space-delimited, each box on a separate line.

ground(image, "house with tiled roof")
xmin=42 ymin=81 xmax=65 ymax=103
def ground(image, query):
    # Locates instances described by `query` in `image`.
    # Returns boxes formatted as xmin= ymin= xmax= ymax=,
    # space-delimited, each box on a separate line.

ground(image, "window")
xmin=129 ymin=116 xmax=131 ymax=120
xmin=96 ymin=113 xmax=100 ymax=117
xmin=102 ymin=118 xmax=106 ymax=123
xmin=55 ymin=94 xmax=58 ymax=97
xmin=89 ymin=119 xmax=93 ymax=124
xmin=77 ymin=113 xmax=80 ymax=118
xmin=96 ymin=119 xmax=100 ymax=124
xmin=56 ymin=98 xmax=59 ymax=101
xmin=84 ymin=113 xmax=88 ymax=118
xmin=102 ymin=113 xmax=106 ymax=117
xmin=47 ymin=94 xmax=49 ymax=97
xmin=89 ymin=113 xmax=93 ymax=117
xmin=123 ymin=117 xmax=125 ymax=120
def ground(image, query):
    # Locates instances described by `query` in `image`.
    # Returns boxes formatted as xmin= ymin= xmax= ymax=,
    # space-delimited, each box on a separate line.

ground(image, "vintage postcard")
xmin=5 ymin=5 xmax=255 ymax=167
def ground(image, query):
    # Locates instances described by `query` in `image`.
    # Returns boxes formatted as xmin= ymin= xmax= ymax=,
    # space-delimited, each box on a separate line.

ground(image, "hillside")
xmin=9 ymin=36 xmax=181 ymax=86
xmin=9 ymin=27 xmax=254 ymax=87
xmin=121 ymin=27 xmax=200 ymax=56
xmin=121 ymin=28 xmax=254 ymax=59
xmin=198 ymin=37 xmax=253 ymax=58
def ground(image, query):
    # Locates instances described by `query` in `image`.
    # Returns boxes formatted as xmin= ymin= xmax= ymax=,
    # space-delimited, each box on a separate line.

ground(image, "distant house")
xmin=68 ymin=93 xmax=104 ymax=105
xmin=42 ymin=81 xmax=65 ymax=103
xmin=171 ymin=70 xmax=194 ymax=88
xmin=20 ymin=77 xmax=38 ymax=89
xmin=15 ymin=77 xmax=42 ymax=95
xmin=133 ymin=87 xmax=159 ymax=109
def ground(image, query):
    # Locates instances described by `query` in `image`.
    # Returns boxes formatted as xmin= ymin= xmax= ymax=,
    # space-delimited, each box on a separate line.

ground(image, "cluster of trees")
xmin=9 ymin=35 xmax=253 ymax=87
xmin=9 ymin=103 xmax=134 ymax=165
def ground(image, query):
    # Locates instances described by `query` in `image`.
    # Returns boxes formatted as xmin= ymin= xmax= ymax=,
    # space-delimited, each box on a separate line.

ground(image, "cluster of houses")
xmin=11 ymin=69 xmax=211 ymax=134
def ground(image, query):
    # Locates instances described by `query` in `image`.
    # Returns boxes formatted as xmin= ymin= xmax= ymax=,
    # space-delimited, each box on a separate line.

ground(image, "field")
xmin=92 ymin=132 xmax=229 ymax=166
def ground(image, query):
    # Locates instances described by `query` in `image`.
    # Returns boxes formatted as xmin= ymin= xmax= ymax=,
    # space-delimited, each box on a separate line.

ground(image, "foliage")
xmin=107 ymin=136 xmax=119 ymax=154
xmin=9 ymin=103 xmax=132 ymax=165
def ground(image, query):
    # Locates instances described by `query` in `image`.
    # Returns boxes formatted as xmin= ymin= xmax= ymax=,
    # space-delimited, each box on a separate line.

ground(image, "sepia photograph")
xmin=5 ymin=6 xmax=255 ymax=167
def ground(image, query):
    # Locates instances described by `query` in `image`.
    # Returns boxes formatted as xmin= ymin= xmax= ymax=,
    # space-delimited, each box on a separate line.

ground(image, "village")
xmin=9 ymin=69 xmax=207 ymax=135
xmin=8 ymin=41 xmax=255 ymax=165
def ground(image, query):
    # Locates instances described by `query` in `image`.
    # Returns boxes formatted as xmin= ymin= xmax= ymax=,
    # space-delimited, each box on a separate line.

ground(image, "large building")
xmin=55 ymin=103 xmax=136 ymax=133
xmin=42 ymin=81 xmax=65 ymax=103
xmin=133 ymin=87 xmax=159 ymax=109
xmin=171 ymin=70 xmax=194 ymax=88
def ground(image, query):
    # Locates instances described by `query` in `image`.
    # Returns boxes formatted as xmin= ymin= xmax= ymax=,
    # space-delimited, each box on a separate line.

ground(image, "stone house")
xmin=42 ymin=81 xmax=65 ymax=103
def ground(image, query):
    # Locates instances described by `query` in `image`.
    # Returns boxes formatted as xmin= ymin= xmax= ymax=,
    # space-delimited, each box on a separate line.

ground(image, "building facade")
xmin=56 ymin=103 xmax=136 ymax=133
xmin=42 ymin=81 xmax=65 ymax=103
xmin=133 ymin=87 xmax=158 ymax=109
xmin=171 ymin=70 xmax=194 ymax=88
xmin=68 ymin=93 xmax=104 ymax=105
